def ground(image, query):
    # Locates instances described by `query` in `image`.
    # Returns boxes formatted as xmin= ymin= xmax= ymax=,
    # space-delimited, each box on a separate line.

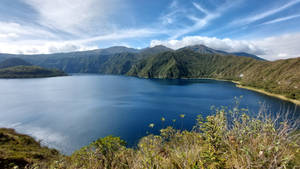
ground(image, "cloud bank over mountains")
xmin=0 ymin=0 xmax=299 ymax=60
xmin=151 ymin=33 xmax=300 ymax=60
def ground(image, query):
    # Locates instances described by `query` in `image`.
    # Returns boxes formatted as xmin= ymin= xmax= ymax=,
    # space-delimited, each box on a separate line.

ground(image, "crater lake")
xmin=0 ymin=75 xmax=299 ymax=154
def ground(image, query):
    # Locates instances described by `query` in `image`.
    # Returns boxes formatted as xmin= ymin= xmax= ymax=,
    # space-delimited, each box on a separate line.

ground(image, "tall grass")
xmin=29 ymin=106 xmax=299 ymax=169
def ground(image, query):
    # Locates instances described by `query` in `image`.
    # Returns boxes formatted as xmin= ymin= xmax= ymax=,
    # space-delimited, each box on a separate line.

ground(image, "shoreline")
xmin=234 ymin=83 xmax=300 ymax=105
xmin=169 ymin=77 xmax=300 ymax=105
xmin=183 ymin=77 xmax=300 ymax=105
xmin=134 ymin=75 xmax=300 ymax=105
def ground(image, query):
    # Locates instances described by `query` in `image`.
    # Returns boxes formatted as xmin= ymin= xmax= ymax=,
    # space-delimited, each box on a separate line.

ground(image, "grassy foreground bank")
xmin=1 ymin=106 xmax=300 ymax=169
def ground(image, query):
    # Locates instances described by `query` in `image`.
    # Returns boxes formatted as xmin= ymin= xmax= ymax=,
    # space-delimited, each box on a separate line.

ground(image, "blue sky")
xmin=0 ymin=0 xmax=300 ymax=60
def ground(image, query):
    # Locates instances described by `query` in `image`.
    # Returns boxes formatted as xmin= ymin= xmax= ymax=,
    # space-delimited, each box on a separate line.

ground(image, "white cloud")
xmin=23 ymin=0 xmax=123 ymax=35
xmin=192 ymin=2 xmax=209 ymax=15
xmin=76 ymin=28 xmax=162 ymax=43
xmin=0 ymin=33 xmax=18 ymax=39
xmin=233 ymin=0 xmax=300 ymax=25
xmin=0 ymin=21 xmax=98 ymax=54
xmin=151 ymin=36 xmax=265 ymax=55
xmin=255 ymin=33 xmax=300 ymax=60
xmin=150 ymin=33 xmax=300 ymax=60
xmin=0 ymin=41 xmax=98 ymax=54
xmin=262 ymin=14 xmax=300 ymax=25
xmin=0 ymin=21 xmax=57 ymax=41
xmin=159 ymin=0 xmax=186 ymax=25
xmin=0 ymin=28 xmax=161 ymax=54
xmin=0 ymin=0 xmax=164 ymax=54
xmin=169 ymin=0 xmax=242 ymax=39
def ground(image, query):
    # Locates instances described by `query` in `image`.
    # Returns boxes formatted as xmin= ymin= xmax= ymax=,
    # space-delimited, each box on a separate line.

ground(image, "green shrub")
xmin=47 ymin=106 xmax=299 ymax=169
xmin=6 ymin=106 xmax=299 ymax=169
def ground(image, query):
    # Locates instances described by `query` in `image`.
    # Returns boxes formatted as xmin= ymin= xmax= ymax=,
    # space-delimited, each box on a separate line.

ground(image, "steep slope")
xmin=0 ymin=128 xmax=60 ymax=168
xmin=0 ymin=66 xmax=66 ymax=78
xmin=98 ymin=46 xmax=139 ymax=55
xmin=27 ymin=52 xmax=140 ymax=73
xmin=0 ymin=58 xmax=32 ymax=69
xmin=0 ymin=46 xmax=140 ymax=70
xmin=238 ymin=57 xmax=300 ymax=99
xmin=140 ymin=45 xmax=173 ymax=56
xmin=127 ymin=49 xmax=259 ymax=79
xmin=231 ymin=52 xmax=264 ymax=60
xmin=14 ymin=46 xmax=171 ymax=73
xmin=0 ymin=45 xmax=263 ymax=74
xmin=180 ymin=45 xmax=264 ymax=60
xmin=127 ymin=50 xmax=300 ymax=100
xmin=180 ymin=45 xmax=226 ymax=55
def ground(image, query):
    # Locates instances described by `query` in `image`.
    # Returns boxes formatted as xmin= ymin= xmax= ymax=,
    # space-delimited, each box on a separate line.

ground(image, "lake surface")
xmin=0 ymin=75 xmax=299 ymax=154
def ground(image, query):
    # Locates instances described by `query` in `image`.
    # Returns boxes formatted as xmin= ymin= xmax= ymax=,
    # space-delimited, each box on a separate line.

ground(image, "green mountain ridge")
xmin=179 ymin=45 xmax=265 ymax=60
xmin=0 ymin=45 xmax=262 ymax=71
xmin=127 ymin=49 xmax=300 ymax=100
xmin=0 ymin=45 xmax=298 ymax=100
xmin=0 ymin=58 xmax=66 ymax=78
xmin=0 ymin=58 xmax=32 ymax=69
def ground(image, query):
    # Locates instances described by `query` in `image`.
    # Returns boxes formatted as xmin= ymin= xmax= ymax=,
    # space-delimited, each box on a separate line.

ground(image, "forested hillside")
xmin=0 ymin=58 xmax=66 ymax=78
xmin=0 ymin=45 xmax=298 ymax=100
xmin=127 ymin=49 xmax=300 ymax=100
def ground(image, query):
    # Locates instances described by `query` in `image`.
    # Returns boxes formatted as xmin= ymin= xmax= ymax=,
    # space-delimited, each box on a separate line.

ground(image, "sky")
xmin=0 ymin=0 xmax=300 ymax=60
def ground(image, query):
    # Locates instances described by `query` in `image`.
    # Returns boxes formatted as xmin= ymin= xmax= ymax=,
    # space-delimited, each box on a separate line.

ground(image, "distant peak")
xmin=151 ymin=45 xmax=169 ymax=48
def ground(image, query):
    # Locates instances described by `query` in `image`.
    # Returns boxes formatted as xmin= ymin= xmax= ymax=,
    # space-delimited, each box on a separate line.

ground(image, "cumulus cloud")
xmin=151 ymin=36 xmax=265 ymax=55
xmin=255 ymin=33 xmax=300 ymax=60
xmin=150 ymin=33 xmax=300 ymax=60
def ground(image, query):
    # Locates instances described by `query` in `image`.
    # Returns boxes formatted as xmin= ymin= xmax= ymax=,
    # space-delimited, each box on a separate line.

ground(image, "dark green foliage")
xmin=179 ymin=44 xmax=264 ymax=60
xmin=67 ymin=136 xmax=133 ymax=169
xmin=126 ymin=49 xmax=260 ymax=79
xmin=0 ymin=66 xmax=66 ymax=78
xmin=127 ymin=50 xmax=300 ymax=100
xmin=139 ymin=45 xmax=173 ymax=56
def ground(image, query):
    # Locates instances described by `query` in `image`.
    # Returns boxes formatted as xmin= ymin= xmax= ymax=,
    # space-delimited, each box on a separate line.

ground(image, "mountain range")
xmin=0 ymin=45 xmax=299 ymax=100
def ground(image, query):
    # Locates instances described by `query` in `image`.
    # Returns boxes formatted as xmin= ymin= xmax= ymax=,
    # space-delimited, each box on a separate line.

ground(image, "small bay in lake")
xmin=0 ymin=75 xmax=299 ymax=154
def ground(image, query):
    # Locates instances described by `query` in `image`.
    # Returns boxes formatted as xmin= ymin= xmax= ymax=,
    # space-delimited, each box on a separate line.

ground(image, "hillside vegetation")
xmin=0 ymin=128 xmax=61 ymax=168
xmin=0 ymin=58 xmax=66 ymax=78
xmin=127 ymin=50 xmax=300 ymax=100
xmin=1 ymin=106 xmax=299 ymax=168
xmin=0 ymin=45 xmax=298 ymax=100
xmin=0 ymin=58 xmax=32 ymax=69
xmin=0 ymin=66 xmax=66 ymax=78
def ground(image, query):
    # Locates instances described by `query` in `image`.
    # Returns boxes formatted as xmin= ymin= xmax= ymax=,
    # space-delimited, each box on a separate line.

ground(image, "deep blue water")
xmin=0 ymin=75 xmax=299 ymax=154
